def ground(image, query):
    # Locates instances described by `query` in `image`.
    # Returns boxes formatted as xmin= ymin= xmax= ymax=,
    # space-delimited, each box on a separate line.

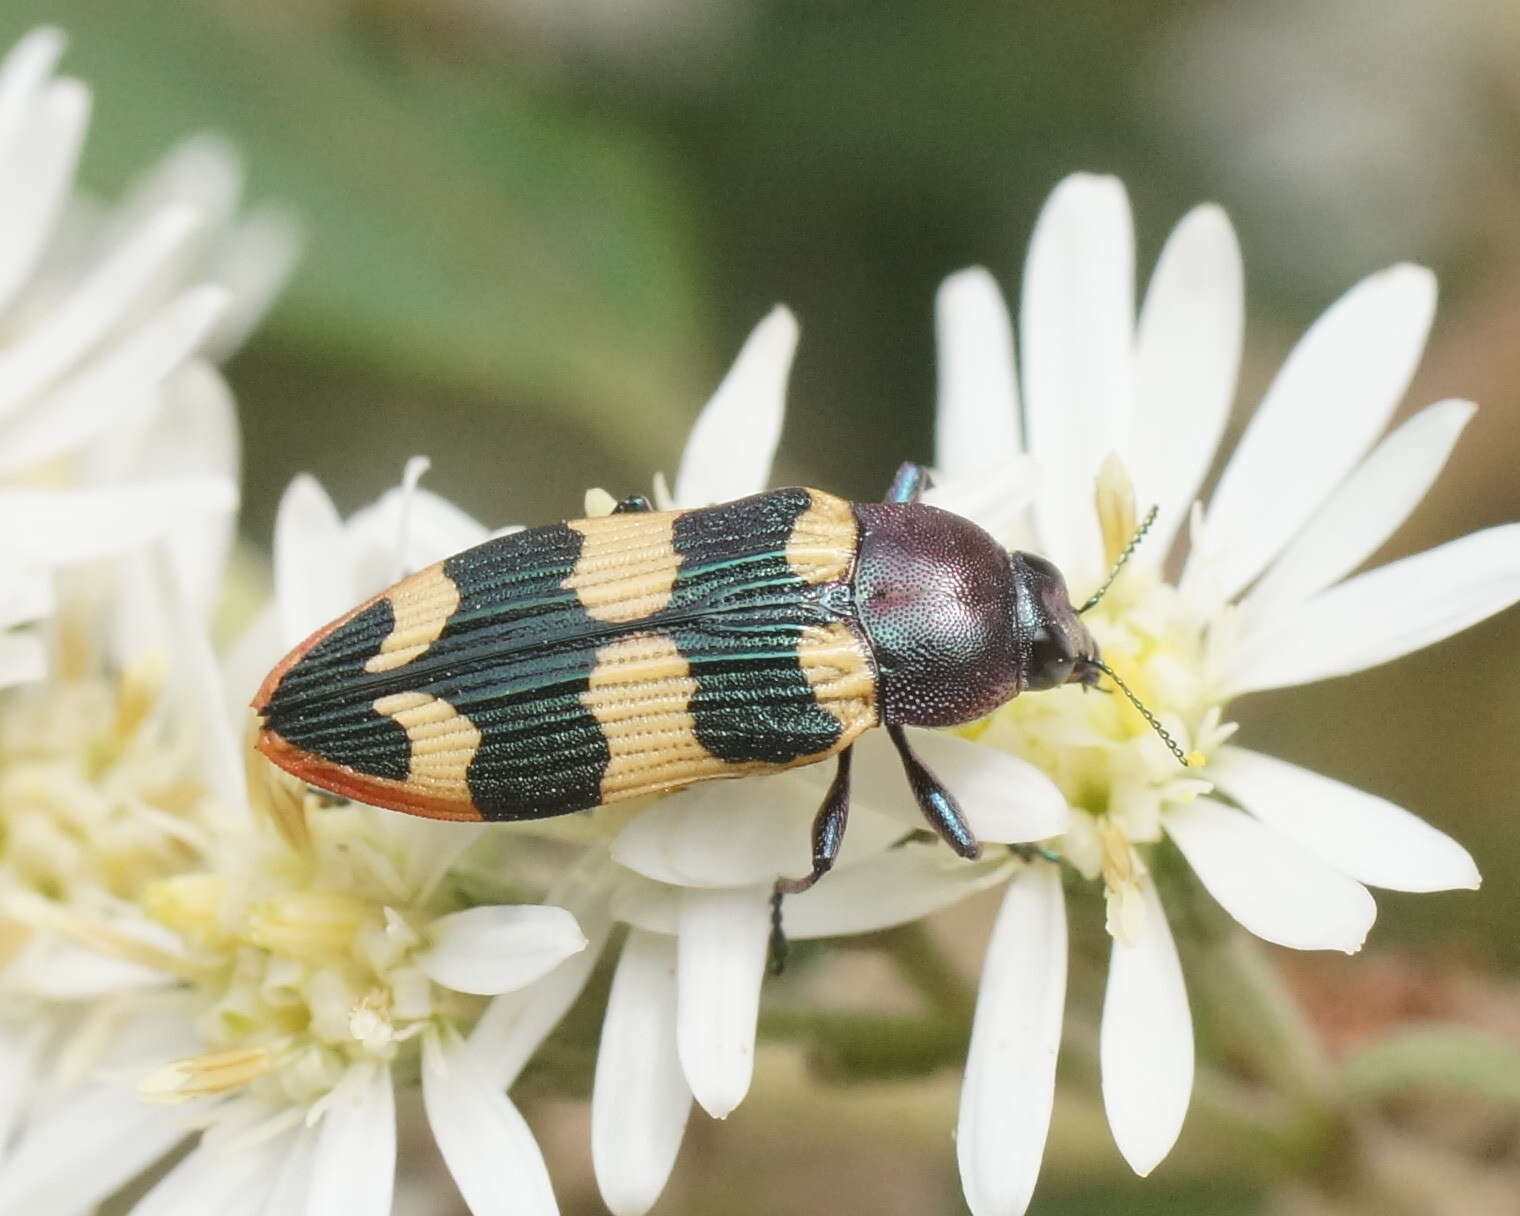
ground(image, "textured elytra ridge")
xmin=255 ymin=489 xmax=877 ymax=821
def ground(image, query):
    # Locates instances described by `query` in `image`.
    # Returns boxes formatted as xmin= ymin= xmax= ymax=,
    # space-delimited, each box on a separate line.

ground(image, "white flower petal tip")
xmin=1228 ymin=522 xmax=1520 ymax=695
xmin=1208 ymin=748 xmax=1480 ymax=893
xmin=273 ymin=472 xmax=349 ymax=645
xmin=1021 ymin=172 xmax=1135 ymax=581
xmin=673 ymin=304 xmax=798 ymax=507
xmin=1240 ymin=398 xmax=1477 ymax=621
xmin=957 ymin=864 xmax=1066 ymax=1216
xmin=1101 ymin=883 xmax=1193 ymax=1177
xmin=935 ymin=266 xmax=1021 ymax=478
xmin=1131 ymin=202 xmax=1243 ymax=554
xmin=1167 ymin=798 xmax=1376 ymax=953
xmin=418 ymin=904 xmax=587 ymax=996
xmin=676 ymin=887 xmax=770 ymax=1119
xmin=1196 ymin=259 xmax=1438 ymax=599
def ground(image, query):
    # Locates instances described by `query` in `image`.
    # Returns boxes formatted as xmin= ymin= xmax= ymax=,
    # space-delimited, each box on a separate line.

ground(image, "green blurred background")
xmin=11 ymin=1 xmax=1520 ymax=1212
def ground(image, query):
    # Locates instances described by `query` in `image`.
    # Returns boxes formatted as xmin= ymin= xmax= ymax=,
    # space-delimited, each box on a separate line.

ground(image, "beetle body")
xmin=253 ymin=466 xmax=1101 ymax=945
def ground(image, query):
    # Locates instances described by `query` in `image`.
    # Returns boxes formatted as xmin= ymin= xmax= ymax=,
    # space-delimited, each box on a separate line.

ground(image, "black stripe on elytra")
xmin=435 ymin=523 xmax=611 ymax=820
xmin=262 ymin=598 xmax=411 ymax=780
xmin=670 ymin=490 xmax=846 ymax=764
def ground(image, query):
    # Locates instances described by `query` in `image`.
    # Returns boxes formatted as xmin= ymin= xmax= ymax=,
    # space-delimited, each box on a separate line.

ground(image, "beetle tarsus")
xmin=613 ymin=493 xmax=653 ymax=514
xmin=884 ymin=462 xmax=931 ymax=504
xmin=887 ymin=724 xmax=981 ymax=859
xmin=769 ymin=748 xmax=853 ymax=974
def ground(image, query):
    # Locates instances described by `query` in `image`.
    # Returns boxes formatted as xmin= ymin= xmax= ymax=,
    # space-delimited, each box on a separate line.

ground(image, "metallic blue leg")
xmin=888 ymin=724 xmax=981 ymax=860
xmin=884 ymin=462 xmax=930 ymax=504
xmin=769 ymin=746 xmax=853 ymax=973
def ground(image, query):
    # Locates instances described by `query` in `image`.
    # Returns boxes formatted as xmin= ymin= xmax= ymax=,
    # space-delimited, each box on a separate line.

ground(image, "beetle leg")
xmin=883 ymin=461 xmax=931 ymax=504
xmin=769 ymin=746 xmax=853 ymax=973
xmin=887 ymin=724 xmax=981 ymax=860
xmin=613 ymin=493 xmax=653 ymax=514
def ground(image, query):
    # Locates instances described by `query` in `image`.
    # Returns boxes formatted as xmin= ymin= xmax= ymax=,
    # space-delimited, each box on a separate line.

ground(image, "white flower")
xmin=0 ymin=470 xmax=587 ymax=1216
xmin=932 ymin=173 xmax=1516 ymax=1213
xmin=0 ymin=26 xmax=296 ymax=687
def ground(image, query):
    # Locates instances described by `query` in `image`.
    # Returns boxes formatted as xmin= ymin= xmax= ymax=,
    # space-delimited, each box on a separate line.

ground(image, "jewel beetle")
xmin=252 ymin=462 xmax=1184 ymax=944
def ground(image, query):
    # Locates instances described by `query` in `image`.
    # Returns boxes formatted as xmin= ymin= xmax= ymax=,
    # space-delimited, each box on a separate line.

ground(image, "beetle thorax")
xmin=852 ymin=503 xmax=1020 ymax=727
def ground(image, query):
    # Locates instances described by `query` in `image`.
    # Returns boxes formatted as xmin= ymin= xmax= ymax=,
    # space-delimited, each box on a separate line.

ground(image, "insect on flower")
xmin=252 ymin=463 xmax=1185 ymax=958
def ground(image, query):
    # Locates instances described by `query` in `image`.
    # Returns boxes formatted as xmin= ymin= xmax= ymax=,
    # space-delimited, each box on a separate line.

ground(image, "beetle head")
xmin=1009 ymin=552 xmax=1100 ymax=692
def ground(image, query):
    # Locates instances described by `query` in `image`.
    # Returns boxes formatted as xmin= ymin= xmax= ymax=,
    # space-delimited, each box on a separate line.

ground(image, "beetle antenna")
xmin=1079 ymin=504 xmax=1159 ymax=614
xmin=1088 ymin=657 xmax=1194 ymax=767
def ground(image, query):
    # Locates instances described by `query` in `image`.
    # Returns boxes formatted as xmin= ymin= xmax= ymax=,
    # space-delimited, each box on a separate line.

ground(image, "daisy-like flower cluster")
xmin=1 ymin=20 xmax=1516 ymax=1216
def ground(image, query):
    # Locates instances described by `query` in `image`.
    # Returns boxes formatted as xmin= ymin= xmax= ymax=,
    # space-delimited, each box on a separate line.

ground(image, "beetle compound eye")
xmin=1025 ymin=626 xmax=1076 ymax=691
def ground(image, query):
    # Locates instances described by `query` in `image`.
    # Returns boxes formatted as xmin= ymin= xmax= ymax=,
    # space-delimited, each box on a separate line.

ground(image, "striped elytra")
xmin=254 ymin=488 xmax=884 ymax=822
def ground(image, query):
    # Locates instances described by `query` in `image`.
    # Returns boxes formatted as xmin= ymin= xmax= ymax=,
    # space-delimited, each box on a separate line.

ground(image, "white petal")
xmin=1228 ymin=522 xmax=1520 ymax=694
xmin=1131 ymin=204 xmax=1243 ymax=556
xmin=0 ymin=78 xmax=86 ymax=313
xmin=1193 ymin=264 xmax=1436 ymax=599
xmin=346 ymin=480 xmax=489 ymax=594
xmin=1242 ymin=400 xmax=1475 ymax=621
xmin=673 ymin=306 xmax=796 ymax=506
xmin=848 ymin=728 xmax=1069 ymax=844
xmin=0 ymin=285 xmax=230 ymax=474
xmin=1100 ymin=881 xmax=1193 ymax=1176
xmin=1208 ymin=747 xmax=1479 ymax=892
xmin=0 ymin=207 xmax=200 ymax=419
xmin=206 ymin=205 xmax=303 ymax=358
xmin=592 ymin=930 xmax=691 ymax=1216
xmin=273 ymin=474 xmax=351 ymax=647
xmin=957 ymin=864 xmax=1066 ymax=1216
xmin=783 ymin=847 xmax=1014 ymax=939
xmin=259 ymin=1124 xmax=317 ymax=1216
xmin=1166 ymin=798 xmax=1376 ymax=952
xmin=1020 ymin=174 xmax=1135 ymax=582
xmin=675 ymin=886 xmax=770 ymax=1118
xmin=0 ymin=1024 xmax=43 ymax=1154
xmin=149 ymin=545 xmax=245 ymax=813
xmin=422 ymin=1033 xmax=559 ymax=1216
xmin=97 ymin=361 xmax=241 ymax=621
xmin=132 ymin=1126 xmax=294 ymax=1216
xmin=0 ymin=1082 xmax=188 ymax=1215
xmin=0 ymin=563 xmax=48 ymax=629
xmin=608 ymin=874 xmax=680 ymax=936
xmin=112 ymin=133 xmax=243 ymax=242
xmin=0 ymin=29 xmax=65 ymax=157
xmin=921 ymin=455 xmax=1041 ymax=549
xmin=418 ymin=904 xmax=586 ymax=996
xmin=611 ymin=770 xmax=901 ymax=887
xmin=935 ymin=268 xmax=1021 ymax=477
xmin=465 ymin=853 xmax=616 ymax=1088
xmin=0 ymin=631 xmax=45 ymax=688
xmin=305 ymin=1065 xmax=395 ymax=1216
xmin=0 ymin=476 xmax=235 ymax=564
